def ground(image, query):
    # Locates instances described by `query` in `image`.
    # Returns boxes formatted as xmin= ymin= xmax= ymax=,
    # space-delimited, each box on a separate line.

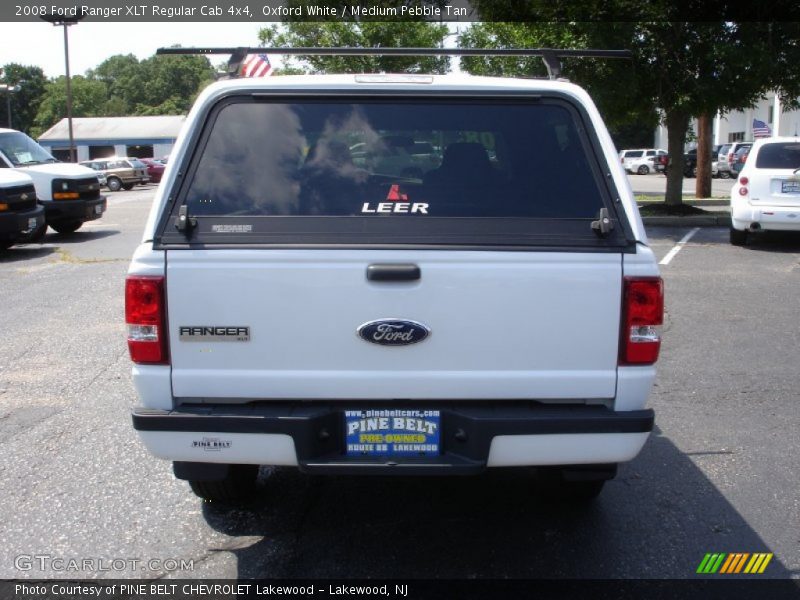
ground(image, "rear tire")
xmin=122 ymin=182 xmax=135 ymax=191
xmin=719 ymin=170 xmax=731 ymax=180
xmin=637 ymin=165 xmax=649 ymax=175
xmin=107 ymin=177 xmax=122 ymax=192
xmin=729 ymin=227 xmax=748 ymax=246
xmin=50 ymin=220 xmax=82 ymax=235
xmin=188 ymin=464 xmax=259 ymax=503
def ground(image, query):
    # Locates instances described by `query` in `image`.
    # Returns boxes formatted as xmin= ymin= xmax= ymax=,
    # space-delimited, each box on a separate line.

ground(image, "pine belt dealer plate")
xmin=345 ymin=409 xmax=441 ymax=457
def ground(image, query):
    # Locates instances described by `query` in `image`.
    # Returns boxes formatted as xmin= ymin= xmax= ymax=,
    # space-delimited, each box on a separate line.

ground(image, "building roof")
xmin=38 ymin=115 xmax=186 ymax=142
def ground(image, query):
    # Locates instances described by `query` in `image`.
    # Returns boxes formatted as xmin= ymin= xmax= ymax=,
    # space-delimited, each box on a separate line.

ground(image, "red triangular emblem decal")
xmin=386 ymin=184 xmax=408 ymax=201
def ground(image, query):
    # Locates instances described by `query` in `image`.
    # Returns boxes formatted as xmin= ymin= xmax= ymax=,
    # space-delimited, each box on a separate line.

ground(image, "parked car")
xmin=729 ymin=145 xmax=751 ymax=178
xmin=139 ymin=158 xmax=166 ymax=184
xmin=620 ymin=148 xmax=667 ymax=175
xmin=80 ymin=157 xmax=150 ymax=192
xmin=683 ymin=145 xmax=722 ymax=178
xmin=0 ymin=128 xmax=106 ymax=236
xmin=730 ymin=137 xmax=800 ymax=245
xmin=717 ymin=142 xmax=752 ymax=179
xmin=128 ymin=70 xmax=662 ymax=505
xmin=0 ymin=170 xmax=45 ymax=251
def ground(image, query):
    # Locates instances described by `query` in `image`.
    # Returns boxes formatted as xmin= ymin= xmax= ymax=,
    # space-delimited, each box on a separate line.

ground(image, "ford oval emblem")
xmin=357 ymin=319 xmax=431 ymax=346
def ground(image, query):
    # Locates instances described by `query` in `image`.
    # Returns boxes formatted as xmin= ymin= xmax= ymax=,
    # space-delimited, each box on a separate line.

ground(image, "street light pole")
xmin=40 ymin=13 xmax=83 ymax=163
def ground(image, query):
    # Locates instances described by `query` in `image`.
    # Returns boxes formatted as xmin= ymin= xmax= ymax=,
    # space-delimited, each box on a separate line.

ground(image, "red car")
xmin=139 ymin=158 xmax=166 ymax=184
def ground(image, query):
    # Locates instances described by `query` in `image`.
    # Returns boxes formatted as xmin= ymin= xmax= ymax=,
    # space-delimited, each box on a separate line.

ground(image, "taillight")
xmin=620 ymin=277 xmax=663 ymax=365
xmin=739 ymin=186 xmax=748 ymax=196
xmin=125 ymin=275 xmax=168 ymax=364
xmin=739 ymin=177 xmax=748 ymax=185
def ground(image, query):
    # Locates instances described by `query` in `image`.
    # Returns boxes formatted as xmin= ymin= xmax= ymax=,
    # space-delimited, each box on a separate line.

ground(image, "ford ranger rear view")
xmin=128 ymin=70 xmax=663 ymax=504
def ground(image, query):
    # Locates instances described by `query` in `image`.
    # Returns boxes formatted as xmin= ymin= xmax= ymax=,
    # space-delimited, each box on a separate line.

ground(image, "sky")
xmin=0 ymin=22 xmax=268 ymax=78
xmin=0 ymin=21 xmax=464 ymax=79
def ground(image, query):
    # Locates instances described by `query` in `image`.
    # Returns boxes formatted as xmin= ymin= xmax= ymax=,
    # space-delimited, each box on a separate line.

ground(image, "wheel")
xmin=107 ymin=177 xmax=122 ymax=192
xmin=26 ymin=223 xmax=48 ymax=242
xmin=535 ymin=467 xmax=607 ymax=503
xmin=188 ymin=464 xmax=258 ymax=503
xmin=122 ymin=182 xmax=135 ymax=191
xmin=637 ymin=165 xmax=650 ymax=175
xmin=729 ymin=227 xmax=748 ymax=246
xmin=719 ymin=170 xmax=731 ymax=180
xmin=50 ymin=220 xmax=82 ymax=235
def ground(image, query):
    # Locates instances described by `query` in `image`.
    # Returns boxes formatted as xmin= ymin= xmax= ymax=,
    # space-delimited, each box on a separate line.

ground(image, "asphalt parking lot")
xmin=0 ymin=185 xmax=798 ymax=581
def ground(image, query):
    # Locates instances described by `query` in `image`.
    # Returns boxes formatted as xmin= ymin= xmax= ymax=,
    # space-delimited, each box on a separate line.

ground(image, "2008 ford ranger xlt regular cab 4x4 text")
xmin=127 ymin=68 xmax=663 ymax=504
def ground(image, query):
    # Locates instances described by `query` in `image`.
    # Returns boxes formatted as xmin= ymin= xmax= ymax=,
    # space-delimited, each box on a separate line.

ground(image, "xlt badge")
xmin=179 ymin=326 xmax=250 ymax=342
xmin=357 ymin=319 xmax=430 ymax=346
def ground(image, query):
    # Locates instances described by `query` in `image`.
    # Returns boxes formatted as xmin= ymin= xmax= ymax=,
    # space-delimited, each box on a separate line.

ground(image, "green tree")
xmin=460 ymin=14 xmax=800 ymax=205
xmin=259 ymin=22 xmax=450 ymax=74
xmin=86 ymin=54 xmax=141 ymax=114
xmin=0 ymin=64 xmax=48 ymax=134
xmin=87 ymin=52 xmax=215 ymax=116
xmin=32 ymin=76 xmax=108 ymax=137
xmin=132 ymin=53 xmax=215 ymax=114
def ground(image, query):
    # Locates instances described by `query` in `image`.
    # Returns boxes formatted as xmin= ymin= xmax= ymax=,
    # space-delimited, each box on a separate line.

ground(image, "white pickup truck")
xmin=128 ymin=69 xmax=663 ymax=504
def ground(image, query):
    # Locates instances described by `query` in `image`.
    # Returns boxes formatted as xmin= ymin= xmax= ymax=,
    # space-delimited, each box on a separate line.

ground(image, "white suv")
xmin=127 ymin=71 xmax=663 ymax=504
xmin=620 ymin=148 xmax=667 ymax=175
xmin=730 ymin=137 xmax=800 ymax=245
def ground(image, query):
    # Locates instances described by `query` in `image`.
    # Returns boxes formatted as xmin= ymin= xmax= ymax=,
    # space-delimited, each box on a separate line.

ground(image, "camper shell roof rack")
xmin=156 ymin=47 xmax=631 ymax=80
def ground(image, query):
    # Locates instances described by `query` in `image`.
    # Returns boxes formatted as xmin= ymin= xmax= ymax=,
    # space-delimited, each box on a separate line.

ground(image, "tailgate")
xmin=166 ymin=249 xmax=622 ymax=400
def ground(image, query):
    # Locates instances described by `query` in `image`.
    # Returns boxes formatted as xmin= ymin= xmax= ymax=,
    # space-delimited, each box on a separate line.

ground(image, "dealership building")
xmin=38 ymin=115 xmax=185 ymax=162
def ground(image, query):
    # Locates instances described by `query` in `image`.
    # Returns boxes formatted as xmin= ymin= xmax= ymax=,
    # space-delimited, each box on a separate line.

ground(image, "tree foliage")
xmin=0 ymin=64 xmax=48 ymax=135
xmin=258 ymin=22 xmax=450 ymax=74
xmin=31 ymin=52 xmax=215 ymax=137
xmin=32 ymin=76 xmax=108 ymax=137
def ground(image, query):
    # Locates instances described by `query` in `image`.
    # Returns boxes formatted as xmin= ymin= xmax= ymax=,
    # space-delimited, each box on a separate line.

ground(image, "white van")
xmin=0 ymin=128 xmax=106 ymax=235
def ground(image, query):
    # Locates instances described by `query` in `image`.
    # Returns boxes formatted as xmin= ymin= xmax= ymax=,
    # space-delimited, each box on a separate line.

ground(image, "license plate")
xmin=345 ymin=409 xmax=441 ymax=457
xmin=28 ymin=217 xmax=38 ymax=229
xmin=95 ymin=204 xmax=103 ymax=215
xmin=781 ymin=180 xmax=800 ymax=194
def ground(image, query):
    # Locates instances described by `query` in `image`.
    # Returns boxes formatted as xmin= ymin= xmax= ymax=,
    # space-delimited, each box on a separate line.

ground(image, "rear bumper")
xmin=731 ymin=202 xmax=800 ymax=231
xmin=132 ymin=403 xmax=654 ymax=475
xmin=41 ymin=197 xmax=106 ymax=223
xmin=0 ymin=206 xmax=45 ymax=238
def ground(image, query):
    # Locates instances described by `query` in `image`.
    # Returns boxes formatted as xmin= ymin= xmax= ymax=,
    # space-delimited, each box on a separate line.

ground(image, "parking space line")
xmin=660 ymin=227 xmax=700 ymax=266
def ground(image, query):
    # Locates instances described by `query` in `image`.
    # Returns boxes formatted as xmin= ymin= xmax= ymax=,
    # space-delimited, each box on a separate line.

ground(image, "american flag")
xmin=241 ymin=54 xmax=273 ymax=77
xmin=752 ymin=118 xmax=772 ymax=138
